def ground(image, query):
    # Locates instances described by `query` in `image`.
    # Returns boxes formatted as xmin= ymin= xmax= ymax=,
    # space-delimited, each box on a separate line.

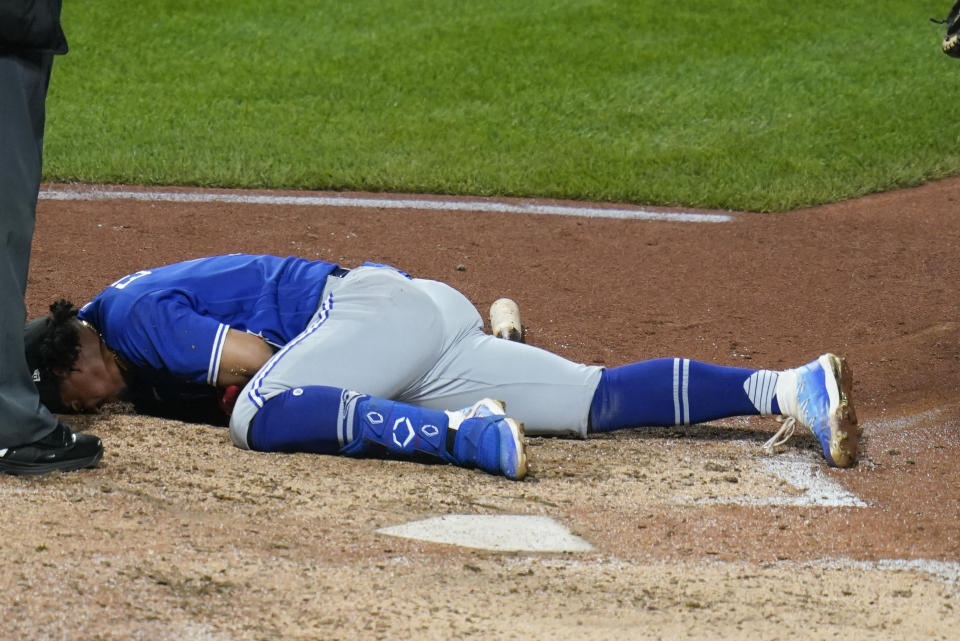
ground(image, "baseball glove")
xmin=934 ymin=1 xmax=960 ymax=57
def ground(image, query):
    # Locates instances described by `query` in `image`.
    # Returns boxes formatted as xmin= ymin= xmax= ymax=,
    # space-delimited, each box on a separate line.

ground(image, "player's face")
xmin=58 ymin=365 xmax=126 ymax=413
xmin=56 ymin=330 xmax=127 ymax=413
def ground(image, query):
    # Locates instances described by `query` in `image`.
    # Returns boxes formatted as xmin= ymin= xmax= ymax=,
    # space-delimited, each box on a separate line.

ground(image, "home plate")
xmin=377 ymin=514 xmax=594 ymax=552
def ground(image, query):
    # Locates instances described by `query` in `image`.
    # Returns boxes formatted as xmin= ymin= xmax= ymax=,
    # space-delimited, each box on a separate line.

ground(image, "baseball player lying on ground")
xmin=22 ymin=254 xmax=859 ymax=480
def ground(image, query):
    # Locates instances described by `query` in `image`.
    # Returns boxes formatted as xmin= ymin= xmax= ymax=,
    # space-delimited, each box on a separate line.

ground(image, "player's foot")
xmin=0 ymin=422 xmax=103 ymax=476
xmin=767 ymin=354 xmax=859 ymax=467
xmin=446 ymin=398 xmax=507 ymax=427
xmin=448 ymin=399 xmax=527 ymax=480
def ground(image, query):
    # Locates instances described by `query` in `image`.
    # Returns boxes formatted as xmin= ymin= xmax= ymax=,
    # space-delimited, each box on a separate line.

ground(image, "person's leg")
xmin=588 ymin=354 xmax=858 ymax=467
xmin=403 ymin=328 xmax=602 ymax=437
xmin=0 ymin=51 xmax=102 ymax=474
xmin=226 ymin=266 xmax=857 ymax=466
xmin=229 ymin=266 xmax=454 ymax=446
xmin=0 ymin=51 xmax=60 ymax=445
xmin=229 ymin=269 xmax=599 ymax=439
xmin=402 ymin=329 xmax=779 ymax=437
xmin=393 ymin=276 xmax=859 ymax=466
xmin=588 ymin=359 xmax=778 ymax=430
xmin=399 ymin=303 xmax=858 ymax=466
xmin=245 ymin=386 xmax=527 ymax=480
xmin=390 ymin=278 xmax=603 ymax=437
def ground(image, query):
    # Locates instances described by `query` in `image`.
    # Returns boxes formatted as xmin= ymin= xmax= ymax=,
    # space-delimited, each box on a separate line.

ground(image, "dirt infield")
xmin=4 ymin=180 xmax=959 ymax=640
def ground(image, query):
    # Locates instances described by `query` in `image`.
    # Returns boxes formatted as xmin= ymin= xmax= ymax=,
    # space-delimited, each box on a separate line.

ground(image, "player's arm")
xmin=217 ymin=329 xmax=275 ymax=388
xmin=97 ymin=290 xmax=273 ymax=389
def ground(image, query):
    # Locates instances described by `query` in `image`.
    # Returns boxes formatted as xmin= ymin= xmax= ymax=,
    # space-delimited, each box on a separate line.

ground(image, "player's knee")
xmin=245 ymin=386 xmax=347 ymax=454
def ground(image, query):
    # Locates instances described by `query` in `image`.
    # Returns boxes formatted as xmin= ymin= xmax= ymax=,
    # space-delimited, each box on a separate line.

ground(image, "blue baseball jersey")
xmin=78 ymin=254 xmax=337 ymax=390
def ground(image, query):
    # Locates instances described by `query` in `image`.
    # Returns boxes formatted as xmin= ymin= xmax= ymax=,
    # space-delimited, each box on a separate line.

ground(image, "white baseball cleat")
xmin=445 ymin=398 xmax=507 ymax=428
xmin=446 ymin=399 xmax=527 ymax=480
xmin=765 ymin=353 xmax=859 ymax=467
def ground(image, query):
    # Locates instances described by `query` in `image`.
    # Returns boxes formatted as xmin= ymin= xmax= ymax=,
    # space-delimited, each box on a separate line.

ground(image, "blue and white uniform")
xmin=78 ymin=254 xmax=603 ymax=447
xmin=79 ymin=254 xmax=807 ymax=462
xmin=79 ymin=254 xmax=335 ymax=388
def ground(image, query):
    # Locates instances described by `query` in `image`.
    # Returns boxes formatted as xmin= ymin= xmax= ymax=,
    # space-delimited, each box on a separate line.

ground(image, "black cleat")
xmin=0 ymin=422 xmax=103 ymax=476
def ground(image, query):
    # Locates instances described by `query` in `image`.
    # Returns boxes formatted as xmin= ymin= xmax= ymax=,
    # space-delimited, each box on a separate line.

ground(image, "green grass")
xmin=44 ymin=0 xmax=960 ymax=211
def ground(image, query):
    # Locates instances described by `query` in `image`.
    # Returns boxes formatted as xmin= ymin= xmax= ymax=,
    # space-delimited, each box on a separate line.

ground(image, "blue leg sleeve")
xmin=248 ymin=386 xmax=456 ymax=463
xmin=354 ymin=396 xmax=520 ymax=477
xmin=247 ymin=386 xmax=517 ymax=478
xmin=346 ymin=395 xmax=454 ymax=461
xmin=248 ymin=386 xmax=349 ymax=453
xmin=589 ymin=359 xmax=778 ymax=432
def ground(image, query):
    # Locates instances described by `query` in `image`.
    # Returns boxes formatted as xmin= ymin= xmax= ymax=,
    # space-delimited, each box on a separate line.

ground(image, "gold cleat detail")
xmin=826 ymin=354 xmax=860 ymax=467
xmin=508 ymin=419 xmax=528 ymax=481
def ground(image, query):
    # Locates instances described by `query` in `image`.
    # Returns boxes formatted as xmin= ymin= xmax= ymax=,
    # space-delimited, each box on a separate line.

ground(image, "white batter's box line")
xmin=689 ymin=449 xmax=867 ymax=508
xmin=819 ymin=558 xmax=960 ymax=588
xmin=39 ymin=187 xmax=734 ymax=223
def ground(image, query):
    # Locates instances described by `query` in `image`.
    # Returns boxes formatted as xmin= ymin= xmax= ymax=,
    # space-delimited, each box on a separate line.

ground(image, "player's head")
xmin=24 ymin=300 xmax=128 ymax=413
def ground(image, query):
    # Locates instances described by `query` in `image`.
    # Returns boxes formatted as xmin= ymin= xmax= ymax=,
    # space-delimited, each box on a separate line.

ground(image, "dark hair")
xmin=36 ymin=299 xmax=82 ymax=373
xmin=24 ymin=299 xmax=83 ymax=412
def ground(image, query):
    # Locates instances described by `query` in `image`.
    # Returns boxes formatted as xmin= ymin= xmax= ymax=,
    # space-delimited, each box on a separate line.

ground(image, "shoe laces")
xmin=760 ymin=416 xmax=797 ymax=456
xmin=761 ymin=364 xmax=816 ymax=456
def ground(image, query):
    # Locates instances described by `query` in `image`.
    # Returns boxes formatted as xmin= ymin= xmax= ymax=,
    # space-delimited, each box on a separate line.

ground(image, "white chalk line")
xmin=689 ymin=448 xmax=866 ymax=508
xmin=823 ymin=558 xmax=960 ymax=587
xmin=754 ymin=450 xmax=867 ymax=507
xmin=39 ymin=187 xmax=733 ymax=223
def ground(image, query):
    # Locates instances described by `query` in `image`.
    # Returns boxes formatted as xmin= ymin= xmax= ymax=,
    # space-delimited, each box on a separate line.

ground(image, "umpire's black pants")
xmin=0 ymin=50 xmax=59 ymax=447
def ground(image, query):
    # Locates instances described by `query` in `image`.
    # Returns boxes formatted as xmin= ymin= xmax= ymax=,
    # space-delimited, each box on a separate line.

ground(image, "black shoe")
xmin=0 ymin=422 xmax=103 ymax=476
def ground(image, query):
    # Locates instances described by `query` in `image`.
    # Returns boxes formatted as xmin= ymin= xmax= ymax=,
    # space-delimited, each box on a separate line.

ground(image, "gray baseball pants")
xmin=230 ymin=266 xmax=602 ymax=448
